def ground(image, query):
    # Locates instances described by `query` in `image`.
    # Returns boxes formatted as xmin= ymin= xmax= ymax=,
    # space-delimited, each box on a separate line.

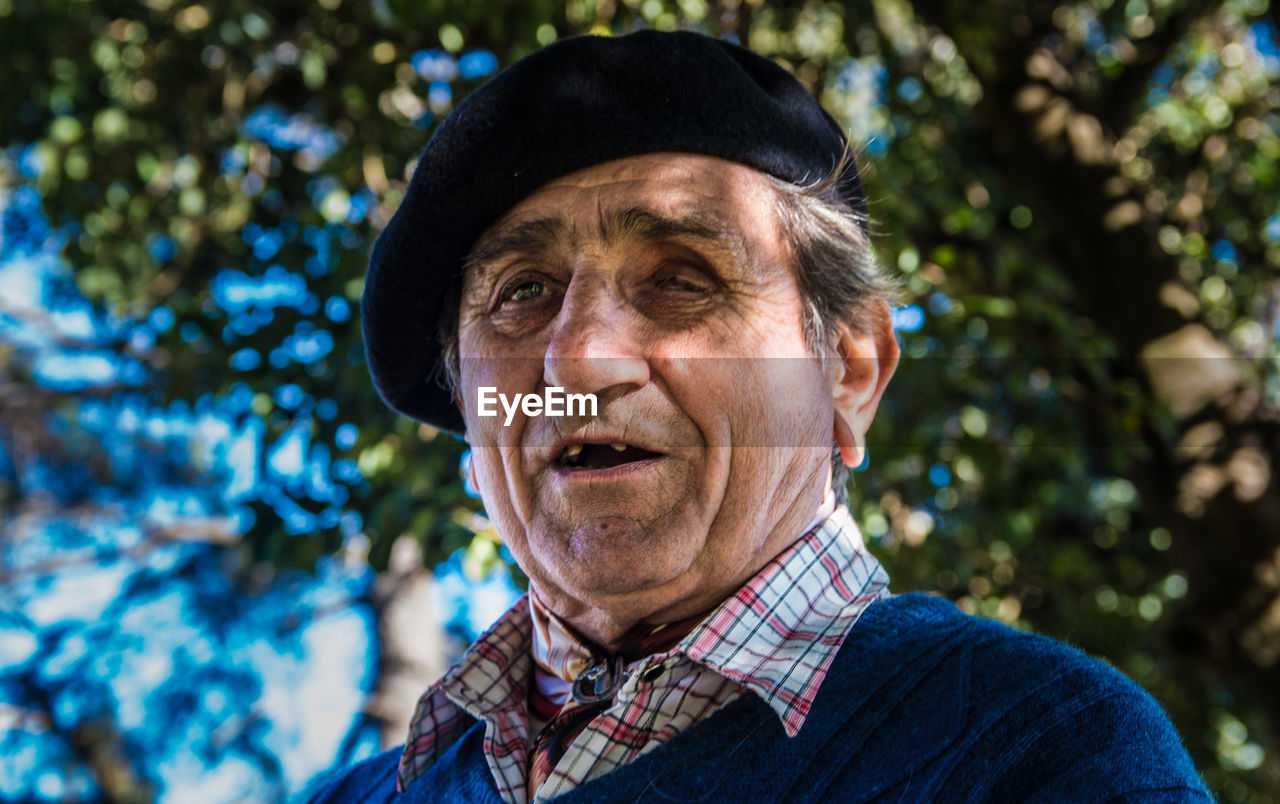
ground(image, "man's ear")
xmin=831 ymin=301 xmax=899 ymax=468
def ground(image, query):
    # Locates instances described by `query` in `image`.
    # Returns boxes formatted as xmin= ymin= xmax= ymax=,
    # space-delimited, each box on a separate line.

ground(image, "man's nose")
xmin=542 ymin=276 xmax=650 ymax=397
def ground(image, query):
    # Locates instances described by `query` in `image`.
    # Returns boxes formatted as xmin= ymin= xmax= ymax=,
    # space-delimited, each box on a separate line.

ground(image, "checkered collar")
xmin=678 ymin=505 xmax=889 ymax=735
xmin=397 ymin=505 xmax=889 ymax=792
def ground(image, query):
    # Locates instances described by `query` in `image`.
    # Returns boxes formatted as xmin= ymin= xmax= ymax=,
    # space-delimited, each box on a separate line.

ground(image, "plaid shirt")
xmin=396 ymin=507 xmax=890 ymax=802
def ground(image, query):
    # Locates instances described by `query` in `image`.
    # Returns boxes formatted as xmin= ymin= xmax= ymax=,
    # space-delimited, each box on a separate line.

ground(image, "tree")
xmin=0 ymin=0 xmax=1275 ymax=798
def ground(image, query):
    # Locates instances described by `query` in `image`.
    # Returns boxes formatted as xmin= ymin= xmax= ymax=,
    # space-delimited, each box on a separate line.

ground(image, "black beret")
xmin=363 ymin=29 xmax=863 ymax=432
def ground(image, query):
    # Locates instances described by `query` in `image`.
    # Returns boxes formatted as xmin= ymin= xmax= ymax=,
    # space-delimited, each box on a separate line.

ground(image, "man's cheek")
xmin=463 ymin=360 xmax=544 ymax=440
xmin=469 ymin=448 xmax=527 ymax=527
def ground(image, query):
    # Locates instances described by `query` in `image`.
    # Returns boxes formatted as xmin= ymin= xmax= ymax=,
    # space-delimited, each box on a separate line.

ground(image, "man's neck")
xmin=804 ymin=486 xmax=837 ymax=534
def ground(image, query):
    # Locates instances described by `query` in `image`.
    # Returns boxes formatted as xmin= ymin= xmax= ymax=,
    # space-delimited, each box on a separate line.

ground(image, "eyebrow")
xmin=465 ymin=205 xmax=743 ymax=275
xmin=464 ymin=217 xmax=570 ymax=271
xmin=599 ymin=206 xmax=734 ymax=251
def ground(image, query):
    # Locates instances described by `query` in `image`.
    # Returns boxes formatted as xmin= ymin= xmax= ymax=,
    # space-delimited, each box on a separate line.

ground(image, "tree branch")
xmin=1096 ymin=0 xmax=1226 ymax=134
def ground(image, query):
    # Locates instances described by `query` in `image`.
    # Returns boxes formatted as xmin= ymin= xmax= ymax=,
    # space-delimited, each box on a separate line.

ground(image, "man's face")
xmin=455 ymin=154 xmax=844 ymax=631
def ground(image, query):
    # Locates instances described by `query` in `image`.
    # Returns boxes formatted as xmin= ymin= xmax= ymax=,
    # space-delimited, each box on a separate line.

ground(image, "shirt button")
xmin=639 ymin=664 xmax=664 ymax=683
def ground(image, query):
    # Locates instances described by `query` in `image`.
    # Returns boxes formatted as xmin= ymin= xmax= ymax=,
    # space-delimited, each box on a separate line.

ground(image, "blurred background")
xmin=1 ymin=0 xmax=1277 ymax=800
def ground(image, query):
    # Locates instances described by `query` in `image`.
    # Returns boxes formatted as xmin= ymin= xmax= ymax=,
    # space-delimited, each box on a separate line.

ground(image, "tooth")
xmin=611 ymin=443 xmax=626 ymax=452
xmin=564 ymin=444 xmax=583 ymax=459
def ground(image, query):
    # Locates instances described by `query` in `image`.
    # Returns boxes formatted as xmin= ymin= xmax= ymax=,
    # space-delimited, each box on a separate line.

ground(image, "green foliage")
xmin=2 ymin=0 xmax=1277 ymax=798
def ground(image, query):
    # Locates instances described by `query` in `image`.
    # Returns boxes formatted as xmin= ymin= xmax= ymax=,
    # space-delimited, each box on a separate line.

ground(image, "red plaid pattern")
xmin=396 ymin=507 xmax=889 ymax=802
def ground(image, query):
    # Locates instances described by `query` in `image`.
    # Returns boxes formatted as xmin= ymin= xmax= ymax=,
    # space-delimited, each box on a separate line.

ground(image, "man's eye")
xmin=504 ymin=280 xmax=546 ymax=302
xmin=655 ymin=274 xmax=711 ymax=295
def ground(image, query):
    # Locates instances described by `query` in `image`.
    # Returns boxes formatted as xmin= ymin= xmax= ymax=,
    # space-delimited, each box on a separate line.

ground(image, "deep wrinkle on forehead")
xmin=464 ymin=202 xmax=752 ymax=284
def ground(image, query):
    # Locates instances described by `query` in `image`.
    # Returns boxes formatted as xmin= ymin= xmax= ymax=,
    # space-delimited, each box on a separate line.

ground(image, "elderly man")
xmin=310 ymin=30 xmax=1208 ymax=803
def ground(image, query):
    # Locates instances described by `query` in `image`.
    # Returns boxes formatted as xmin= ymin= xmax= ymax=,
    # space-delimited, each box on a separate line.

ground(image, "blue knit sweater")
xmin=306 ymin=593 xmax=1210 ymax=803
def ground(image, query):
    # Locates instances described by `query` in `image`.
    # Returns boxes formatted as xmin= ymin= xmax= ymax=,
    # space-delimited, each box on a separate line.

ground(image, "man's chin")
xmin=542 ymin=515 xmax=696 ymax=596
xmin=534 ymin=481 xmax=690 ymax=537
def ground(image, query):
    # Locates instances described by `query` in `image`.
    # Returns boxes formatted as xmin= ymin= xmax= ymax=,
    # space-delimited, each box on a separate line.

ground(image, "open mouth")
xmin=557 ymin=442 xmax=661 ymax=470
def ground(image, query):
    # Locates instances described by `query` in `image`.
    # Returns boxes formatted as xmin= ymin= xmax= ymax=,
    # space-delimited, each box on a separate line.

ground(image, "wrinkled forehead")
xmin=461 ymin=153 xmax=787 ymax=283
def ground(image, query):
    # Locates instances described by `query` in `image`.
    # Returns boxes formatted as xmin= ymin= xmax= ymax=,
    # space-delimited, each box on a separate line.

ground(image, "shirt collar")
xmin=396 ymin=596 xmax=535 ymax=794
xmin=527 ymin=505 xmax=885 ymax=735
xmin=397 ymin=505 xmax=889 ymax=790
xmin=679 ymin=505 xmax=889 ymax=736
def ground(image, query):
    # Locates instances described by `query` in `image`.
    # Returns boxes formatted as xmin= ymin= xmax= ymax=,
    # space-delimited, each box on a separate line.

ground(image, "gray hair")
xmin=437 ymin=162 xmax=899 ymax=504
xmin=766 ymin=165 xmax=899 ymax=503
